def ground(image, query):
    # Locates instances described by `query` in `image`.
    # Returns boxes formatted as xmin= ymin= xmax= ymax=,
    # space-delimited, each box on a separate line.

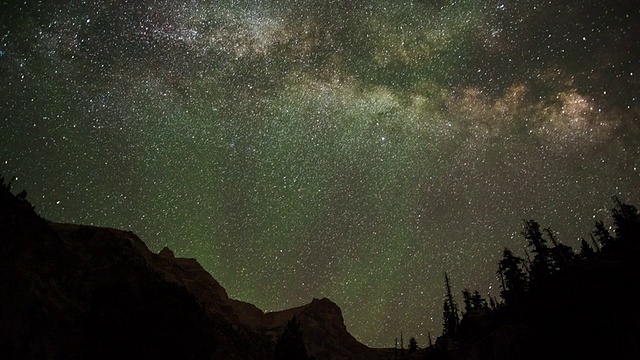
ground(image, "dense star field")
xmin=1 ymin=0 xmax=639 ymax=347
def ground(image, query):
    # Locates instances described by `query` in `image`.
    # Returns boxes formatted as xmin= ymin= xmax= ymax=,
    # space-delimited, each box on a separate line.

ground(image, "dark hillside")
xmin=0 ymin=179 xmax=387 ymax=360
xmin=0 ymin=180 xmax=269 ymax=360
xmin=427 ymin=214 xmax=640 ymax=360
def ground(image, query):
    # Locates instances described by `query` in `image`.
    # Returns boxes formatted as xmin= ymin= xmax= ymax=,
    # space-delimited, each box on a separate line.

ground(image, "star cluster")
xmin=1 ymin=0 xmax=639 ymax=347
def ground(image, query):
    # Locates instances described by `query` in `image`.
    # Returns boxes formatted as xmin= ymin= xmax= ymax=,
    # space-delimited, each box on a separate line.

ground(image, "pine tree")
xmin=408 ymin=337 xmax=418 ymax=354
xmin=593 ymin=220 xmax=614 ymax=249
xmin=579 ymin=238 xmax=595 ymax=258
xmin=611 ymin=197 xmax=640 ymax=244
xmin=544 ymin=227 xmax=575 ymax=268
xmin=442 ymin=272 xmax=459 ymax=336
xmin=462 ymin=289 xmax=488 ymax=311
xmin=498 ymin=248 xmax=528 ymax=305
xmin=522 ymin=220 xmax=554 ymax=285
xmin=274 ymin=316 xmax=309 ymax=360
xmin=462 ymin=289 xmax=473 ymax=312
xmin=471 ymin=290 xmax=488 ymax=310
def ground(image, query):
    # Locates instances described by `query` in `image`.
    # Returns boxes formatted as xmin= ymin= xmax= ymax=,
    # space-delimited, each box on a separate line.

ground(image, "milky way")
xmin=1 ymin=0 xmax=639 ymax=346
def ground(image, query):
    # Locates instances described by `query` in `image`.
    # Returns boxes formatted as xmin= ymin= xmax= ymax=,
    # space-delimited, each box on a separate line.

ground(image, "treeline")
xmin=495 ymin=197 xmax=639 ymax=311
xmin=400 ymin=197 xmax=640 ymax=359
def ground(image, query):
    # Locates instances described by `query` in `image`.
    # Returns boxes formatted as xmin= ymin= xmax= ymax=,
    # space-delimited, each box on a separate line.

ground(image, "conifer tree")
xmin=274 ymin=316 xmax=309 ymax=360
xmin=462 ymin=289 xmax=473 ymax=312
xmin=611 ymin=197 xmax=640 ymax=243
xmin=442 ymin=272 xmax=460 ymax=336
xmin=442 ymin=301 xmax=452 ymax=335
xmin=522 ymin=220 xmax=553 ymax=285
xmin=408 ymin=337 xmax=418 ymax=354
xmin=593 ymin=220 xmax=614 ymax=249
xmin=579 ymin=238 xmax=595 ymax=258
xmin=462 ymin=289 xmax=488 ymax=311
xmin=471 ymin=290 xmax=488 ymax=310
xmin=498 ymin=248 xmax=528 ymax=305
xmin=544 ymin=227 xmax=575 ymax=268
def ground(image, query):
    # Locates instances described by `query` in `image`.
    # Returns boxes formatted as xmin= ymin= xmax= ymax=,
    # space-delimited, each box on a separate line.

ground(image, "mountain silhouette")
xmin=2 ymin=180 xmax=639 ymax=360
xmin=0 ymin=181 xmax=390 ymax=360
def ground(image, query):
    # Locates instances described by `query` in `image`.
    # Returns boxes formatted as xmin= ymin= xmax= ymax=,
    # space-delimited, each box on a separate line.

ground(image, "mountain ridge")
xmin=6 ymin=179 xmax=638 ymax=359
xmin=0 ymin=182 xmax=387 ymax=360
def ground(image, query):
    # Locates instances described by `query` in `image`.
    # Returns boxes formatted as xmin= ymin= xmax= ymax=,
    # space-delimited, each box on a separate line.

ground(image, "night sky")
xmin=1 ymin=0 xmax=639 ymax=347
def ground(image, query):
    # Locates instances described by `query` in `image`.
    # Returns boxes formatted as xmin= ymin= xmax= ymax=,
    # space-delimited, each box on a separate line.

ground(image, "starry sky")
xmin=1 ymin=0 xmax=639 ymax=347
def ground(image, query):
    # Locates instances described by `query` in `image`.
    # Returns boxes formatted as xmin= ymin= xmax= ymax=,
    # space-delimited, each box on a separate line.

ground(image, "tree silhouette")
xmin=544 ymin=227 xmax=575 ymax=269
xmin=462 ymin=289 xmax=473 ymax=313
xmin=579 ymin=238 xmax=595 ymax=258
xmin=442 ymin=272 xmax=460 ymax=336
xmin=426 ymin=199 xmax=640 ymax=359
xmin=593 ymin=220 xmax=614 ymax=249
xmin=408 ymin=337 xmax=418 ymax=354
xmin=471 ymin=290 xmax=488 ymax=310
xmin=274 ymin=316 xmax=309 ymax=360
xmin=462 ymin=289 xmax=488 ymax=312
xmin=498 ymin=248 xmax=528 ymax=306
xmin=551 ymin=244 xmax=575 ymax=271
xmin=611 ymin=197 xmax=640 ymax=244
xmin=522 ymin=220 xmax=553 ymax=286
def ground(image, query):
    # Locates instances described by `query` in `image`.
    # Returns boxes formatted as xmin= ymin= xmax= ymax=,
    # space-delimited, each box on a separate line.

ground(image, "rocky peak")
xmin=158 ymin=246 xmax=175 ymax=259
xmin=307 ymin=297 xmax=342 ymax=314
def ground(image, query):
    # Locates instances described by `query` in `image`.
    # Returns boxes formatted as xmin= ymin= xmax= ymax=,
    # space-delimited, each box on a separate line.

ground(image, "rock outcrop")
xmin=252 ymin=298 xmax=387 ymax=360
